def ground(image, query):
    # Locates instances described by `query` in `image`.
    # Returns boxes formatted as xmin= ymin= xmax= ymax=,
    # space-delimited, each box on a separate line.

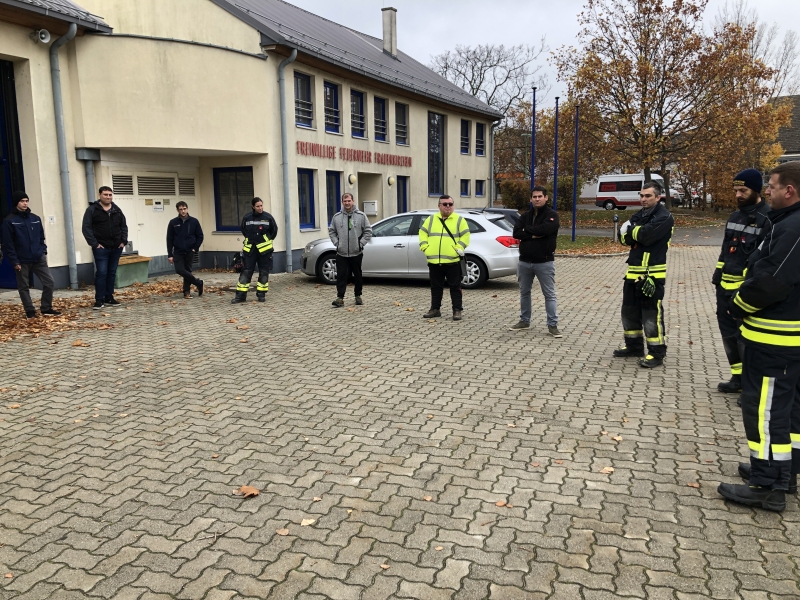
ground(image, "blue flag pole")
xmin=572 ymin=103 xmax=579 ymax=242
xmin=530 ymin=86 xmax=536 ymax=189
xmin=553 ymin=97 xmax=559 ymax=211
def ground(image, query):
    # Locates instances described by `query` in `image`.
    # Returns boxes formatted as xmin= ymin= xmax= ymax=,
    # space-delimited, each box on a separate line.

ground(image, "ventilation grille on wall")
xmin=179 ymin=178 xmax=196 ymax=196
xmin=111 ymin=175 xmax=134 ymax=195
xmin=137 ymin=176 xmax=176 ymax=195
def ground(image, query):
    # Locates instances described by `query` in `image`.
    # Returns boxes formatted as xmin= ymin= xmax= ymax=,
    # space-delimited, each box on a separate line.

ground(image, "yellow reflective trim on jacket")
xmin=731 ymin=362 xmax=742 ymax=375
xmin=641 ymin=251 xmax=650 ymax=267
xmin=632 ymin=225 xmax=642 ymax=241
xmin=716 ymin=261 xmax=725 ymax=269
xmin=720 ymin=280 xmax=743 ymax=291
xmin=733 ymin=294 xmax=759 ymax=313
xmin=741 ymin=328 xmax=800 ymax=347
xmin=743 ymin=316 xmax=800 ymax=331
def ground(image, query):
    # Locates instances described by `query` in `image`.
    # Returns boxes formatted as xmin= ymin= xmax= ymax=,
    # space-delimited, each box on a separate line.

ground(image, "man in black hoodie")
xmin=82 ymin=186 xmax=128 ymax=310
xmin=510 ymin=186 xmax=561 ymax=337
xmin=167 ymin=201 xmax=204 ymax=299
xmin=1 ymin=191 xmax=60 ymax=319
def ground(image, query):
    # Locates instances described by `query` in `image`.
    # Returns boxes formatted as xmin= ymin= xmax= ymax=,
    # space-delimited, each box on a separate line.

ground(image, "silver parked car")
xmin=301 ymin=210 xmax=520 ymax=289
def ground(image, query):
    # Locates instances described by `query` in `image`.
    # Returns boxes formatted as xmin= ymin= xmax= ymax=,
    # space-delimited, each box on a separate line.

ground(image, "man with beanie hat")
xmin=1 ymin=191 xmax=60 ymax=319
xmin=711 ymin=169 xmax=771 ymax=394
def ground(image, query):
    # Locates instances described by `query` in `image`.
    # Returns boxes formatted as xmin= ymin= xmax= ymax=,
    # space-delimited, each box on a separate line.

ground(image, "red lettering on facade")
xmin=298 ymin=143 xmax=410 ymax=166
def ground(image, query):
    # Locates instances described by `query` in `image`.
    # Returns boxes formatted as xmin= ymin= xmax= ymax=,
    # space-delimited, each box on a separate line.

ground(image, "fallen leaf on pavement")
xmin=212 ymin=454 xmax=219 ymax=459
xmin=275 ymin=528 xmax=289 ymax=536
xmin=72 ymin=339 xmax=89 ymax=347
xmin=611 ymin=436 xmax=623 ymax=442
xmin=555 ymin=460 xmax=563 ymax=464
xmin=97 ymin=325 xmax=112 ymax=330
xmin=495 ymin=500 xmax=506 ymax=507
xmin=531 ymin=463 xmax=540 ymax=467
xmin=4 ymin=574 xmax=12 ymax=578
xmin=236 ymin=325 xmax=249 ymax=330
xmin=380 ymin=564 xmax=390 ymax=569
xmin=393 ymin=301 xmax=402 ymax=306
xmin=74 ymin=419 xmax=83 ymax=423
xmin=8 ymin=404 xmax=20 ymax=409
xmin=423 ymin=496 xmax=433 ymax=501
xmin=119 ymin=413 xmax=128 ymax=417
xmin=300 ymin=518 xmax=315 ymax=526
xmin=435 ymin=546 xmax=443 ymax=551
xmin=600 ymin=467 xmax=615 ymax=474
xmin=240 ymin=338 xmax=248 ymax=343
xmin=601 ymin=431 xmax=608 ymax=435
xmin=687 ymin=482 xmax=700 ymax=488
xmin=507 ymin=423 xmax=516 ymax=428
xmin=622 ymin=418 xmax=629 ymax=423
xmin=226 ymin=318 xmax=238 ymax=323
xmin=157 ymin=321 xmax=168 ymax=325
xmin=234 ymin=485 xmax=260 ymax=498
xmin=427 ymin=414 xmax=433 ymax=419
xmin=506 ymin=504 xmax=514 ymax=508
xmin=347 ymin=308 xmax=355 ymax=312
xmin=313 ymin=497 xmax=322 ymax=502
xmin=405 ymin=307 xmax=414 ymax=311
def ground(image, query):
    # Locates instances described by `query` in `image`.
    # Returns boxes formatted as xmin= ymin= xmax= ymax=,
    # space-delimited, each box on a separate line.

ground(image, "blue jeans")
xmin=92 ymin=246 xmax=122 ymax=302
xmin=518 ymin=260 xmax=558 ymax=326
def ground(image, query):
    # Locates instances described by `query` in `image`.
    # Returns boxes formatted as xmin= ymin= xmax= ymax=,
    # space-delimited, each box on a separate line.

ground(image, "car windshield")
xmin=488 ymin=216 xmax=513 ymax=232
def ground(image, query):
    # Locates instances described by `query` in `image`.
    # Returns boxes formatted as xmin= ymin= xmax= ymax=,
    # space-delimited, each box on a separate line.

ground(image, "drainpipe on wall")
xmin=489 ymin=121 xmax=500 ymax=208
xmin=278 ymin=48 xmax=297 ymax=273
xmin=50 ymin=23 xmax=78 ymax=289
xmin=76 ymin=148 xmax=100 ymax=207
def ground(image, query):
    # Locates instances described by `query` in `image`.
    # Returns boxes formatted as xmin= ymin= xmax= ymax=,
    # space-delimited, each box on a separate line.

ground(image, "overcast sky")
xmin=287 ymin=0 xmax=799 ymax=107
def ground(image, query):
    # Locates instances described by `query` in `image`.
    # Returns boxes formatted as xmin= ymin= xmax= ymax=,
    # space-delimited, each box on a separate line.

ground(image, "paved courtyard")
xmin=1 ymin=245 xmax=799 ymax=600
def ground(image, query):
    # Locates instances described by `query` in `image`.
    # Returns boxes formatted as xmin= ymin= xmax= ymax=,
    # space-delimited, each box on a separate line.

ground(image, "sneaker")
xmin=509 ymin=320 xmax=530 ymax=331
xmin=613 ymin=346 xmax=643 ymax=358
xmin=355 ymin=296 xmax=364 ymax=306
xmin=332 ymin=298 xmax=344 ymax=308
xmin=93 ymin=301 xmax=105 ymax=310
xmin=25 ymin=310 xmax=36 ymax=319
xmin=738 ymin=462 xmax=797 ymax=494
xmin=548 ymin=325 xmax=562 ymax=338
xmin=453 ymin=310 xmax=463 ymax=321
xmin=196 ymin=280 xmax=204 ymax=297
xmin=717 ymin=375 xmax=742 ymax=394
xmin=41 ymin=309 xmax=62 ymax=317
xmin=639 ymin=354 xmax=664 ymax=368
xmin=184 ymin=294 xmax=192 ymax=299
xmin=717 ymin=482 xmax=786 ymax=512
xmin=105 ymin=297 xmax=121 ymax=307
xmin=423 ymin=309 xmax=441 ymax=319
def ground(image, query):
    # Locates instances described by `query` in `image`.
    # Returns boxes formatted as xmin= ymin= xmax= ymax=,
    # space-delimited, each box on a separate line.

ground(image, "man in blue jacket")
xmin=1 ymin=191 xmax=60 ymax=319
xmin=167 ymin=201 xmax=204 ymax=298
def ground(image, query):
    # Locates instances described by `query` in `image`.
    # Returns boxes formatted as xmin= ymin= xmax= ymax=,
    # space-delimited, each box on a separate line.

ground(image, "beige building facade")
xmin=0 ymin=0 xmax=500 ymax=288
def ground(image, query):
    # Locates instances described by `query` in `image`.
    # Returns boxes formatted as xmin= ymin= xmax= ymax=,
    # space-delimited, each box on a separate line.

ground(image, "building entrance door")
xmin=0 ymin=60 xmax=25 ymax=288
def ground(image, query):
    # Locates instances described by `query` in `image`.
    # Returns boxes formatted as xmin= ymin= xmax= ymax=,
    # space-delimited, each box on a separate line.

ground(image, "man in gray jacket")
xmin=328 ymin=193 xmax=372 ymax=306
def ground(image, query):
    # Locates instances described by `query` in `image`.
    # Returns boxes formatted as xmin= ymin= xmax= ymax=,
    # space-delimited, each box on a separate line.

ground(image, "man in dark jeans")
xmin=167 ymin=201 xmax=204 ymax=299
xmin=82 ymin=186 xmax=128 ymax=310
xmin=1 ymin=191 xmax=60 ymax=319
xmin=328 ymin=193 xmax=373 ymax=307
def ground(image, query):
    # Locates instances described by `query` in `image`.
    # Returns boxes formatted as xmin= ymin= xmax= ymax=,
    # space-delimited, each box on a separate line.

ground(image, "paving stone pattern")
xmin=1 ymin=246 xmax=799 ymax=599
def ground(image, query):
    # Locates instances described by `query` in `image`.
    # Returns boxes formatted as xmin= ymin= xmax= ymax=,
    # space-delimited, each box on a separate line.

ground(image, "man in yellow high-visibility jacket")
xmin=418 ymin=195 xmax=470 ymax=321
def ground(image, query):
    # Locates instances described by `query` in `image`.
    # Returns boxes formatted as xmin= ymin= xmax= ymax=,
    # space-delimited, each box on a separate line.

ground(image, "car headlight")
xmin=305 ymin=242 xmax=317 ymax=252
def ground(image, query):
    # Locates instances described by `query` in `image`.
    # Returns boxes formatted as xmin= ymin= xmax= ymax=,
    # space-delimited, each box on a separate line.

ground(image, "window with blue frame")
xmin=476 ymin=123 xmax=486 ymax=156
xmin=428 ymin=112 xmax=445 ymax=195
xmin=476 ymin=180 xmax=485 ymax=197
xmin=374 ymin=97 xmax=387 ymax=141
xmin=213 ymin=167 xmax=255 ymax=231
xmin=460 ymin=179 xmax=470 ymax=197
xmin=460 ymin=119 xmax=470 ymax=154
xmin=397 ymin=176 xmax=409 ymax=213
xmin=351 ymin=90 xmax=365 ymax=137
xmin=326 ymin=171 xmax=341 ymax=224
xmin=324 ymin=82 xmax=340 ymax=133
xmin=298 ymin=169 xmax=315 ymax=229
xmin=294 ymin=73 xmax=313 ymax=127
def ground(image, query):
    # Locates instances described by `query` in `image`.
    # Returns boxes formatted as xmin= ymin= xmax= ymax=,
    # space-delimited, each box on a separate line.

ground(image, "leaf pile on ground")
xmin=0 ymin=279 xmax=223 ymax=343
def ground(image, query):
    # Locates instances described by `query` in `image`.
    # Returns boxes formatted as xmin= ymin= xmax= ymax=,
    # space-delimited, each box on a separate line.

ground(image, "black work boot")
xmin=738 ymin=463 xmax=797 ymax=494
xmin=639 ymin=354 xmax=664 ymax=368
xmin=717 ymin=482 xmax=786 ymax=512
xmin=257 ymin=293 xmax=266 ymax=303
xmin=717 ymin=375 xmax=742 ymax=394
xmin=613 ymin=346 xmax=643 ymax=358
xmin=423 ymin=308 xmax=441 ymax=318
xmin=231 ymin=292 xmax=247 ymax=304
xmin=332 ymin=298 xmax=344 ymax=308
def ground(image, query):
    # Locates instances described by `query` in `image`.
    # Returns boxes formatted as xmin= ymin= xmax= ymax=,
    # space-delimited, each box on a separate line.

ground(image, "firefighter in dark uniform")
xmin=712 ymin=169 xmax=771 ymax=393
xmin=231 ymin=197 xmax=278 ymax=304
xmin=612 ymin=180 xmax=674 ymax=368
xmin=718 ymin=162 xmax=800 ymax=512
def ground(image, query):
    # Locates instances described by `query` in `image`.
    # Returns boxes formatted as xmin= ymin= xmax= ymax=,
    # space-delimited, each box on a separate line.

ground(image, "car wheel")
xmin=462 ymin=256 xmax=488 ymax=289
xmin=316 ymin=252 xmax=337 ymax=284
xmin=603 ymin=201 xmax=616 ymax=211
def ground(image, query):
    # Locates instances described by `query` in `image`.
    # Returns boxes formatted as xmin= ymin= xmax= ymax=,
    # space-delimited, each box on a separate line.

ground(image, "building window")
xmin=396 ymin=102 xmax=408 ymax=145
xmin=298 ymin=169 xmax=315 ymax=229
xmin=397 ymin=176 xmax=409 ymax=213
xmin=476 ymin=123 xmax=486 ymax=156
xmin=294 ymin=73 xmax=313 ymax=128
xmin=374 ymin=97 xmax=387 ymax=142
xmin=428 ymin=112 xmax=445 ymax=195
xmin=351 ymin=90 xmax=366 ymax=138
xmin=460 ymin=119 xmax=470 ymax=154
xmin=460 ymin=179 xmax=470 ymax=197
xmin=213 ymin=167 xmax=254 ymax=231
xmin=324 ymin=82 xmax=340 ymax=133
xmin=326 ymin=171 xmax=341 ymax=224
xmin=476 ymin=180 xmax=485 ymax=197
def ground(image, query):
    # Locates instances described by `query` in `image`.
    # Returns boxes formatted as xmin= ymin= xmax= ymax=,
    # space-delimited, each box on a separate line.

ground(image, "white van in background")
xmin=595 ymin=173 xmax=665 ymax=210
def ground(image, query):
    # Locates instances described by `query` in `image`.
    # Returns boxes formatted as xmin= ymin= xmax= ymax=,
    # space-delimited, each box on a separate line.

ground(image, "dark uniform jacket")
xmin=713 ymin=201 xmax=772 ymax=291
xmin=81 ymin=201 xmax=128 ymax=248
xmin=241 ymin=210 xmax=278 ymax=253
xmin=1 ymin=207 xmax=46 ymax=265
xmin=513 ymin=205 xmax=560 ymax=263
xmin=731 ymin=201 xmax=800 ymax=355
xmin=619 ymin=203 xmax=674 ymax=280
xmin=167 ymin=216 xmax=204 ymax=257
